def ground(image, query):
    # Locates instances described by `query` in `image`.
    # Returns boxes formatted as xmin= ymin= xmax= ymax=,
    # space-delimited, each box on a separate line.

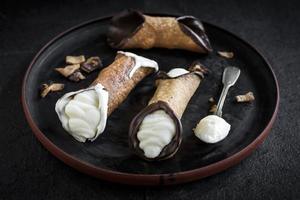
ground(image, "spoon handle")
xmin=215 ymin=67 xmax=241 ymax=117
xmin=215 ymin=85 xmax=229 ymax=117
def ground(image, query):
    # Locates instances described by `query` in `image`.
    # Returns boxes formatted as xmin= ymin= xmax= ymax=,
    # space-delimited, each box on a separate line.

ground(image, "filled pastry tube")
xmin=55 ymin=51 xmax=158 ymax=142
xmin=129 ymin=62 xmax=207 ymax=161
xmin=107 ymin=10 xmax=212 ymax=53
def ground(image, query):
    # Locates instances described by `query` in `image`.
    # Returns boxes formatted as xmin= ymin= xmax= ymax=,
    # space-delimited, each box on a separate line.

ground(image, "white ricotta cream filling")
xmin=194 ymin=115 xmax=231 ymax=143
xmin=167 ymin=68 xmax=189 ymax=78
xmin=137 ymin=110 xmax=176 ymax=158
xmin=55 ymin=83 xmax=108 ymax=142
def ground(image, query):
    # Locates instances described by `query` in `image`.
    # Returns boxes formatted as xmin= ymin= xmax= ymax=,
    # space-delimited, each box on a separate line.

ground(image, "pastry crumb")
xmin=236 ymin=92 xmax=255 ymax=102
xmin=40 ymin=83 xmax=64 ymax=98
xmin=81 ymin=56 xmax=102 ymax=73
xmin=66 ymin=55 xmax=85 ymax=64
xmin=68 ymin=71 xmax=86 ymax=82
xmin=209 ymin=104 xmax=217 ymax=113
xmin=208 ymin=97 xmax=215 ymax=103
xmin=217 ymin=51 xmax=234 ymax=59
xmin=55 ymin=64 xmax=80 ymax=77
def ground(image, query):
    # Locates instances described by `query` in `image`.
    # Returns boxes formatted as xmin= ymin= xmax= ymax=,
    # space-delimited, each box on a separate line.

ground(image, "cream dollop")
xmin=137 ymin=110 xmax=176 ymax=158
xmin=167 ymin=68 xmax=189 ymax=78
xmin=55 ymin=83 xmax=108 ymax=142
xmin=194 ymin=115 xmax=231 ymax=143
xmin=117 ymin=51 xmax=159 ymax=78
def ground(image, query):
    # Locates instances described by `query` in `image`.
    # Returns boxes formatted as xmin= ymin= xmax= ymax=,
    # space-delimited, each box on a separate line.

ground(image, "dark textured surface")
xmin=0 ymin=0 xmax=299 ymax=199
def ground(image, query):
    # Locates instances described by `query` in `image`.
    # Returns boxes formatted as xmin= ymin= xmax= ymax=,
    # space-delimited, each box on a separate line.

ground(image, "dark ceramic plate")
xmin=22 ymin=14 xmax=279 ymax=185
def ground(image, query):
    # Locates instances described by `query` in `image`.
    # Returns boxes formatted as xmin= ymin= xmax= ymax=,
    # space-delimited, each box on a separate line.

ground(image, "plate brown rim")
xmin=21 ymin=13 xmax=280 ymax=186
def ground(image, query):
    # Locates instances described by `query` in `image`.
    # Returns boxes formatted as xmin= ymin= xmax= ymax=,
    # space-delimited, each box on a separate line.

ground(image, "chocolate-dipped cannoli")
xmin=55 ymin=51 xmax=158 ymax=142
xmin=129 ymin=62 xmax=207 ymax=161
xmin=107 ymin=10 xmax=212 ymax=53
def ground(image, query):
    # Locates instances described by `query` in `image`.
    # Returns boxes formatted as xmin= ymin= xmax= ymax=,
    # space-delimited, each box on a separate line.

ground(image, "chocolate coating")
xmin=177 ymin=16 xmax=213 ymax=53
xmin=107 ymin=10 xmax=145 ymax=48
xmin=129 ymin=101 xmax=182 ymax=161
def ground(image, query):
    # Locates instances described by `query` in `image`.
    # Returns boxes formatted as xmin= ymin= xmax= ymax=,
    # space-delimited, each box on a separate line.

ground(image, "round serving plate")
xmin=22 ymin=13 xmax=279 ymax=185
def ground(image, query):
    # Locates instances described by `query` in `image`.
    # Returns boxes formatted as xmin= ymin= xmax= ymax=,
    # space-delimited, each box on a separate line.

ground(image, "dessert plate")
xmin=22 ymin=13 xmax=279 ymax=185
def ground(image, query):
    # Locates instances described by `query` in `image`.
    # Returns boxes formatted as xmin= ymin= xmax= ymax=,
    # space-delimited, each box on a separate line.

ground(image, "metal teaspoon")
xmin=215 ymin=67 xmax=241 ymax=117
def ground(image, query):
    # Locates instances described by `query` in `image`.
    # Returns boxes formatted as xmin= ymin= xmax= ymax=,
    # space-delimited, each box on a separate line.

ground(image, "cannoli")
xmin=107 ymin=10 xmax=212 ymax=53
xmin=129 ymin=62 xmax=207 ymax=161
xmin=55 ymin=51 xmax=158 ymax=142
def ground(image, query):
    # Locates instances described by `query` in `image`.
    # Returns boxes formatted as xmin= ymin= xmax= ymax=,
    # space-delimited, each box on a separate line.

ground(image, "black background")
xmin=1 ymin=0 xmax=299 ymax=199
